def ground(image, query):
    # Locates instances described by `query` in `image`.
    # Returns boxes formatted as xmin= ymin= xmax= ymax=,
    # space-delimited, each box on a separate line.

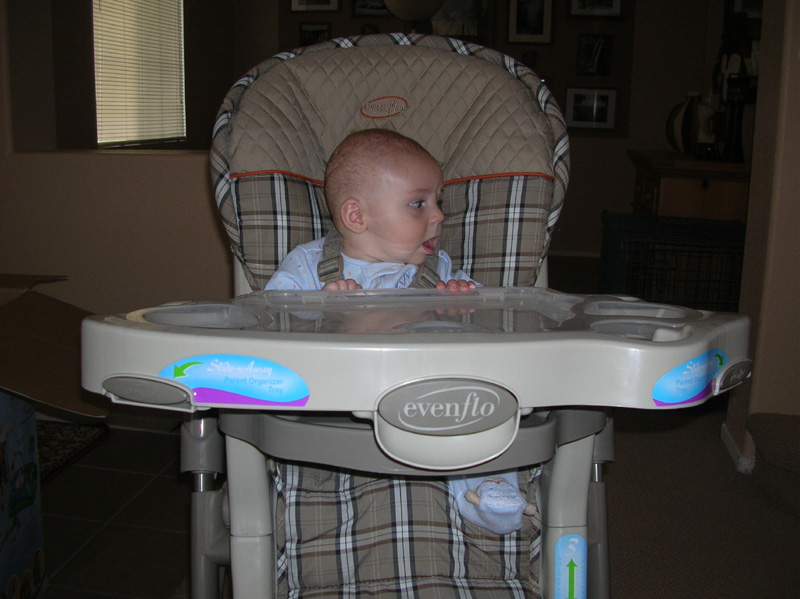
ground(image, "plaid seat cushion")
xmin=273 ymin=462 xmax=542 ymax=599
xmin=211 ymin=33 xmax=569 ymax=291
xmin=223 ymin=173 xmax=555 ymax=290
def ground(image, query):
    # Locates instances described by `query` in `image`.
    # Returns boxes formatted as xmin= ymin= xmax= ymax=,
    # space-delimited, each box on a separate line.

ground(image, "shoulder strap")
xmin=317 ymin=229 xmax=440 ymax=288
xmin=317 ymin=228 xmax=345 ymax=284
xmin=410 ymin=254 xmax=441 ymax=288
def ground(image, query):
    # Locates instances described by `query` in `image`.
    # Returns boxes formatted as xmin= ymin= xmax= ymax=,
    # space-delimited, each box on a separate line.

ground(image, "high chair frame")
xmin=78 ymin=33 xmax=749 ymax=599
xmin=188 ymin=33 xmax=609 ymax=599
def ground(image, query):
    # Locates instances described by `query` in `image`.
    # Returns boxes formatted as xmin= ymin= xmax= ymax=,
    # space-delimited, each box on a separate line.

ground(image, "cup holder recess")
xmin=131 ymin=303 xmax=261 ymax=329
xmin=589 ymin=320 xmax=691 ymax=341
xmin=581 ymin=300 xmax=697 ymax=320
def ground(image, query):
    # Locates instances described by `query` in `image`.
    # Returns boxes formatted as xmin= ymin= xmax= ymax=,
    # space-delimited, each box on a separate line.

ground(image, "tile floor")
xmin=41 ymin=410 xmax=191 ymax=599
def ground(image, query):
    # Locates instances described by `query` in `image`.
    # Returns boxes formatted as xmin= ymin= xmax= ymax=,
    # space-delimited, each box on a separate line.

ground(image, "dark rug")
xmin=36 ymin=420 xmax=109 ymax=483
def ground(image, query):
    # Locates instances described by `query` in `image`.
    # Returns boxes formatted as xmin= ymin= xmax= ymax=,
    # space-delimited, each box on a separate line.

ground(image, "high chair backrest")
xmin=210 ymin=33 xmax=569 ymax=292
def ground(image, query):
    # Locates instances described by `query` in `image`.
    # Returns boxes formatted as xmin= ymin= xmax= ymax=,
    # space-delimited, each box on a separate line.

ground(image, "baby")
xmin=266 ymin=128 xmax=535 ymax=534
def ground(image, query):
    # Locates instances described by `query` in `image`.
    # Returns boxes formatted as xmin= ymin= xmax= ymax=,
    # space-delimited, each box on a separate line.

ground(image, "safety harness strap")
xmin=317 ymin=229 xmax=440 ymax=288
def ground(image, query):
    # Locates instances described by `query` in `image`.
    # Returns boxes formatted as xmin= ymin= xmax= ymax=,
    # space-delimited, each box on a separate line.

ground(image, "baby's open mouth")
xmin=422 ymin=237 xmax=438 ymax=254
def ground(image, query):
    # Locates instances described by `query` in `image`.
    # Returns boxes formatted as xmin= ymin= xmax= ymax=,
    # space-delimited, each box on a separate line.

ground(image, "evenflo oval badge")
xmin=378 ymin=379 xmax=518 ymax=436
xmin=360 ymin=96 xmax=408 ymax=119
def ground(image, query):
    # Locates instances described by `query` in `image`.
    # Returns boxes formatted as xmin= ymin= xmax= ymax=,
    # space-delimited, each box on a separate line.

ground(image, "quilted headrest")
xmin=211 ymin=34 xmax=569 ymax=291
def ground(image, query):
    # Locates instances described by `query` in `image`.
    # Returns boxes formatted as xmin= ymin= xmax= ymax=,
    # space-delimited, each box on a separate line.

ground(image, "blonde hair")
xmin=324 ymin=129 xmax=436 ymax=226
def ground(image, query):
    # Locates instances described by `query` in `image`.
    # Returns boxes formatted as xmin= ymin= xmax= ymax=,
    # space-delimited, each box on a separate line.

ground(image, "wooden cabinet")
xmin=628 ymin=150 xmax=750 ymax=221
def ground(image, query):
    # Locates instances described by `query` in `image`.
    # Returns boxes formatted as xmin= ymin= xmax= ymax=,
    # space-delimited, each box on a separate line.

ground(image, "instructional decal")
xmin=554 ymin=535 xmax=587 ymax=599
xmin=652 ymin=349 xmax=728 ymax=406
xmin=159 ymin=354 xmax=309 ymax=408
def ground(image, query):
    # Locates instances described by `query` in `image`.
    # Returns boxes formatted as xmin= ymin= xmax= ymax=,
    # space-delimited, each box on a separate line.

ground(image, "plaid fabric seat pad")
xmin=273 ymin=462 xmax=542 ymax=599
xmin=224 ymin=174 xmax=554 ymax=290
xmin=211 ymin=33 xmax=569 ymax=292
xmin=221 ymin=173 xmax=330 ymax=290
xmin=442 ymin=176 xmax=554 ymax=287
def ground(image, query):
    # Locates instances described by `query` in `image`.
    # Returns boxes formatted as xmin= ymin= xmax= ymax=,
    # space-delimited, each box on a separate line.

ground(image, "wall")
xmin=724 ymin=0 xmax=800 ymax=463
xmin=278 ymin=1 xmax=407 ymax=49
xmin=0 ymin=0 xmax=281 ymax=313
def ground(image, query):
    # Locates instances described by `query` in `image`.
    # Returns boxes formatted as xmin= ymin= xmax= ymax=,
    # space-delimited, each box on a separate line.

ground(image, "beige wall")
xmin=0 ymin=149 xmax=232 ymax=314
xmin=555 ymin=1 xmax=719 ymax=254
xmin=725 ymin=0 xmax=800 ymax=460
xmin=0 ymin=0 xmax=280 ymax=314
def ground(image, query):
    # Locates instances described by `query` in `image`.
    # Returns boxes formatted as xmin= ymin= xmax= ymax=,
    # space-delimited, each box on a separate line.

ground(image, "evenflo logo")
xmin=360 ymin=96 xmax=408 ymax=119
xmin=378 ymin=379 xmax=518 ymax=436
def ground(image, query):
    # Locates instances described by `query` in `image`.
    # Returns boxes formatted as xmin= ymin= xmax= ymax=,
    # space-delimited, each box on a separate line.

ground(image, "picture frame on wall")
xmin=353 ymin=0 xmax=390 ymax=17
xmin=432 ymin=0 xmax=488 ymax=41
xmin=725 ymin=0 xmax=762 ymax=40
xmin=577 ymin=34 xmax=612 ymax=75
xmin=509 ymin=0 xmax=553 ymax=44
xmin=569 ymin=0 xmax=621 ymax=18
xmin=291 ymin=0 xmax=339 ymax=12
xmin=300 ymin=22 xmax=332 ymax=45
xmin=731 ymin=0 xmax=761 ymax=18
xmin=565 ymin=88 xmax=616 ymax=129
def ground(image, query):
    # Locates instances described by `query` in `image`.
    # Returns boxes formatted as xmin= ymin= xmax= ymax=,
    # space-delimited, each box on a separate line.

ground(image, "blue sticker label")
xmin=158 ymin=354 xmax=309 ymax=407
xmin=554 ymin=535 xmax=587 ymax=599
xmin=653 ymin=349 xmax=727 ymax=406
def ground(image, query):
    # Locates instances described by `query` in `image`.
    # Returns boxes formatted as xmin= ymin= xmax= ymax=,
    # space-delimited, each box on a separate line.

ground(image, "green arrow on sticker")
xmin=715 ymin=353 xmax=725 ymax=366
xmin=566 ymin=559 xmax=577 ymax=599
xmin=173 ymin=362 xmax=202 ymax=378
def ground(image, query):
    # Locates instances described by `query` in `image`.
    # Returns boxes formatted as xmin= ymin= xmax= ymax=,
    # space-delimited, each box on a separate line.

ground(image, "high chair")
xmin=81 ymin=34 xmax=752 ymax=599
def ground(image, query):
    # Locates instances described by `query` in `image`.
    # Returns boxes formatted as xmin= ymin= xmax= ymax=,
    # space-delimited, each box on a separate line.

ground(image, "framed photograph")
xmin=291 ymin=0 xmax=339 ymax=12
xmin=509 ymin=0 xmax=552 ymax=44
xmin=569 ymin=0 xmax=621 ymax=17
xmin=353 ymin=0 xmax=390 ymax=17
xmin=577 ymin=34 xmax=612 ymax=75
xmin=725 ymin=0 xmax=762 ymax=40
xmin=731 ymin=0 xmax=761 ymax=18
xmin=565 ymin=88 xmax=616 ymax=129
xmin=300 ymin=23 xmax=331 ymax=45
xmin=433 ymin=0 xmax=487 ymax=40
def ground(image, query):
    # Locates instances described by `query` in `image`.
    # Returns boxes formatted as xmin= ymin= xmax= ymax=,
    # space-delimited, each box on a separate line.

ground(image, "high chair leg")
xmin=587 ymin=464 xmax=610 ymax=599
xmin=226 ymin=435 xmax=275 ymax=599
xmin=539 ymin=434 xmax=595 ymax=599
xmin=181 ymin=415 xmax=230 ymax=599
xmin=191 ymin=483 xmax=230 ymax=599
xmin=587 ymin=417 xmax=614 ymax=599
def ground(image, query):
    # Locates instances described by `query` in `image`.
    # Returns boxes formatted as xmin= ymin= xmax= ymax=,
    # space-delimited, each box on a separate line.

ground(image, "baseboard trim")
xmin=721 ymin=423 xmax=755 ymax=473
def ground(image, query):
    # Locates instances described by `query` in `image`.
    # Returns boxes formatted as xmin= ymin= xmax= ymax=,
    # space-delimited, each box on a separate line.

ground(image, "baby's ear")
xmin=340 ymin=199 xmax=365 ymax=233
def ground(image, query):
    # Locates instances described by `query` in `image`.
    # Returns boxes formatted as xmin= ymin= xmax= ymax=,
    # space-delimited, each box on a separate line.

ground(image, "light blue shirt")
xmin=265 ymin=237 xmax=475 ymax=290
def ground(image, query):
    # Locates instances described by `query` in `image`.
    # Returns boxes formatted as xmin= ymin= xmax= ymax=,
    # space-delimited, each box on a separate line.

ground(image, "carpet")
xmin=36 ymin=420 xmax=109 ymax=483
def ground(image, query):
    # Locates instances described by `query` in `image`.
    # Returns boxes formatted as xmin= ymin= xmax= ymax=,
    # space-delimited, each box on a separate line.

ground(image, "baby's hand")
xmin=436 ymin=279 xmax=477 ymax=293
xmin=323 ymin=279 xmax=362 ymax=291
xmin=435 ymin=279 xmax=477 ymax=317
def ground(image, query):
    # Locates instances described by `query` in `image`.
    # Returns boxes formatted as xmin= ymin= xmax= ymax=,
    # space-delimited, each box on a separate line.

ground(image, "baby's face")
xmin=353 ymin=153 xmax=445 ymax=266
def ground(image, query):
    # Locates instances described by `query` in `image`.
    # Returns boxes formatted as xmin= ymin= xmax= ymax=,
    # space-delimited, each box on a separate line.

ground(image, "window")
xmin=92 ymin=0 xmax=186 ymax=147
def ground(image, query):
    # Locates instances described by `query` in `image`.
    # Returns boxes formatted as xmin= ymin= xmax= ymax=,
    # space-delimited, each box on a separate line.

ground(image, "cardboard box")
xmin=0 ymin=275 xmax=110 ymax=419
xmin=1 ymin=391 xmax=46 ymax=598
xmin=0 ymin=275 xmax=110 ymax=597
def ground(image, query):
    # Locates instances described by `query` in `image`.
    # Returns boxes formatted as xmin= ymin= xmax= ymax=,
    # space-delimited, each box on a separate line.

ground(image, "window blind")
xmin=92 ymin=0 xmax=186 ymax=146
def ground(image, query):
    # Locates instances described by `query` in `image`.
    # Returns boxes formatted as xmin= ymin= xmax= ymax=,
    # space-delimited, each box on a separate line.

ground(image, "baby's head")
xmin=325 ymin=129 xmax=439 ymax=220
xmin=324 ymin=129 xmax=445 ymax=266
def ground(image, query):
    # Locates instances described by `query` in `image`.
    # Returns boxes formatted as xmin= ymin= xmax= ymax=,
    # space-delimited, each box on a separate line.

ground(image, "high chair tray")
xmin=82 ymin=287 xmax=751 ymax=417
